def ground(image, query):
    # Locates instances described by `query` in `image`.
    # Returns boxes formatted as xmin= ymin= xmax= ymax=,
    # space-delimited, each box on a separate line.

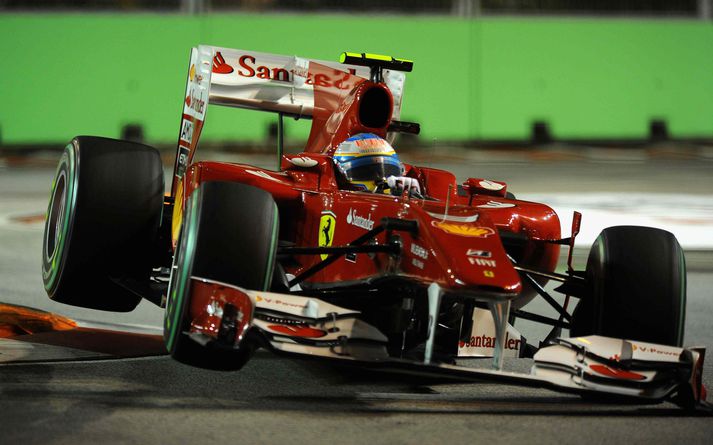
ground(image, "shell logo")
xmin=431 ymin=221 xmax=495 ymax=238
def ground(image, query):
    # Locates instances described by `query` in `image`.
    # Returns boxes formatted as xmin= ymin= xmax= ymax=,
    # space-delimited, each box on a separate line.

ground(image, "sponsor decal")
xmin=184 ymin=88 xmax=206 ymax=115
xmin=212 ymin=51 xmax=234 ymax=74
xmin=469 ymin=258 xmax=497 ymax=267
xmin=483 ymin=270 xmax=495 ymax=278
xmin=346 ymin=208 xmax=374 ymax=231
xmin=237 ymin=54 xmax=291 ymax=82
xmin=458 ymin=308 xmax=523 ymax=358
xmin=412 ymin=258 xmax=424 ymax=269
xmin=631 ymin=343 xmax=680 ymax=357
xmin=188 ymin=63 xmax=203 ymax=84
xmin=267 ymin=324 xmax=327 ymax=338
xmin=478 ymin=180 xmax=505 ymax=191
xmin=246 ymin=169 xmax=282 ymax=183
xmin=288 ymin=156 xmax=318 ymax=168
xmin=176 ymin=146 xmax=190 ymax=178
xmin=216 ymin=52 xmax=357 ymax=89
xmin=466 ymin=249 xmax=491 ymax=258
xmin=179 ymin=119 xmax=194 ymax=145
xmin=255 ymin=295 xmax=306 ymax=310
xmin=431 ymin=221 xmax=495 ymax=238
xmin=589 ymin=364 xmax=646 ymax=381
xmin=477 ymin=201 xmax=515 ymax=209
xmin=345 ymin=252 xmax=357 ymax=263
xmin=459 ymin=332 xmax=521 ymax=351
xmin=410 ymin=243 xmax=428 ymax=260
xmin=318 ymin=212 xmax=336 ymax=260
xmin=426 ymin=212 xmax=479 ymax=223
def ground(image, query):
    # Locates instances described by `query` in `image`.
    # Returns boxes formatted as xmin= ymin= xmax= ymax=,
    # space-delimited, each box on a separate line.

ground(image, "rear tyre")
xmin=41 ymin=136 xmax=164 ymax=311
xmin=570 ymin=226 xmax=686 ymax=346
xmin=164 ymin=181 xmax=279 ymax=370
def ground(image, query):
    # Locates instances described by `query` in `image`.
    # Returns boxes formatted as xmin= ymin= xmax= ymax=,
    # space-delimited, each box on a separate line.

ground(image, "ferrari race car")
xmin=40 ymin=46 xmax=709 ymax=411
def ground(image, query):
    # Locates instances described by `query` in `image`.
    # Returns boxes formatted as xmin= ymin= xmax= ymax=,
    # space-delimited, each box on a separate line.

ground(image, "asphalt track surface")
xmin=1 ymin=148 xmax=712 ymax=444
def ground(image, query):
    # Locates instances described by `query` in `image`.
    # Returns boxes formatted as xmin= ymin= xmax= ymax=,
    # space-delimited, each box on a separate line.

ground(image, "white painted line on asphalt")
xmin=520 ymin=193 xmax=713 ymax=250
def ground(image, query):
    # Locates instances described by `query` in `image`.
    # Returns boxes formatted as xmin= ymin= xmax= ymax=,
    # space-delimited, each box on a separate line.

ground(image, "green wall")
xmin=1 ymin=14 xmax=711 ymax=145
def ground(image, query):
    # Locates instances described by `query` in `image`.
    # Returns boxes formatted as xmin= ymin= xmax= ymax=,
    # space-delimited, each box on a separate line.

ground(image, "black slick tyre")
xmin=570 ymin=226 xmax=686 ymax=346
xmin=164 ymin=181 xmax=279 ymax=370
xmin=41 ymin=136 xmax=164 ymax=312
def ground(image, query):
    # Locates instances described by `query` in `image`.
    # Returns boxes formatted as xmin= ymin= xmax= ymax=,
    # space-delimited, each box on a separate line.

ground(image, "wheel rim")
xmin=42 ymin=144 xmax=78 ymax=292
xmin=44 ymin=171 xmax=66 ymax=261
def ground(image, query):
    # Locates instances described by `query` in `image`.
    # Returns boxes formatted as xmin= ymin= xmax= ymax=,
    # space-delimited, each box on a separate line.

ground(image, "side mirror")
xmin=463 ymin=178 xmax=508 ymax=198
xmin=281 ymin=155 xmax=320 ymax=170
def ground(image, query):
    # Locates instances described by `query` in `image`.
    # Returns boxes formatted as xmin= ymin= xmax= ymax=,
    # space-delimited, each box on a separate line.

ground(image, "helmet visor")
xmin=341 ymin=155 xmax=403 ymax=182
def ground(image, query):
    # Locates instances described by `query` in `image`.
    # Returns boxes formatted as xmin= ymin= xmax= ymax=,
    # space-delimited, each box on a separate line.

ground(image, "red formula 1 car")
xmin=40 ymin=47 xmax=708 ymax=410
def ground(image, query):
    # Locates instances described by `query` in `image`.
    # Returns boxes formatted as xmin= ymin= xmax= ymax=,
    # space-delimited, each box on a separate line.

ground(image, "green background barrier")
xmin=1 ymin=14 xmax=712 ymax=145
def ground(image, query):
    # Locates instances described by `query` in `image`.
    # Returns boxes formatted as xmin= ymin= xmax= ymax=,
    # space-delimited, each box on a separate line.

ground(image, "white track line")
xmin=520 ymin=193 xmax=713 ymax=250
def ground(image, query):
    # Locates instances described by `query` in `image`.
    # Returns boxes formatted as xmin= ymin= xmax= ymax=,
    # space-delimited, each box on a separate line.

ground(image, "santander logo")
xmin=211 ymin=51 xmax=358 ymax=89
xmin=212 ymin=51 xmax=234 ymax=74
xmin=184 ymin=88 xmax=205 ymax=114
xmin=347 ymin=208 xmax=374 ymax=231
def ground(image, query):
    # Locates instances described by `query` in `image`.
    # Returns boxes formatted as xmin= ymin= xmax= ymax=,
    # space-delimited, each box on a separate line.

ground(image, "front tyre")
xmin=164 ymin=181 xmax=279 ymax=370
xmin=570 ymin=226 xmax=686 ymax=346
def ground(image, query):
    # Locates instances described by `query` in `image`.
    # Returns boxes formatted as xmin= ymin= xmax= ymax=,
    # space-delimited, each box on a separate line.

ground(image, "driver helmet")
xmin=333 ymin=133 xmax=404 ymax=192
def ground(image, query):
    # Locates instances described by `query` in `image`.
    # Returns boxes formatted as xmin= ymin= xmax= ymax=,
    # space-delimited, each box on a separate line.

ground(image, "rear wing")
xmin=172 ymin=45 xmax=408 ymax=194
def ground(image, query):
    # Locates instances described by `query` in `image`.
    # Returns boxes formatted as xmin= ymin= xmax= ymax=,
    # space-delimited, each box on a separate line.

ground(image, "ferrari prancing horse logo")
xmin=319 ymin=212 xmax=336 ymax=260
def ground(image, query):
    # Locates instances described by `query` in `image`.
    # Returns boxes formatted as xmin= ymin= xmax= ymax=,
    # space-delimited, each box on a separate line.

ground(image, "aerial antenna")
xmin=276 ymin=112 xmax=284 ymax=170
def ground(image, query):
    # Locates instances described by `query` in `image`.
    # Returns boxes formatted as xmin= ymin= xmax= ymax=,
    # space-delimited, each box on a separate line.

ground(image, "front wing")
xmin=2 ymin=283 xmax=709 ymax=413
xmin=183 ymin=278 xmax=711 ymax=412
